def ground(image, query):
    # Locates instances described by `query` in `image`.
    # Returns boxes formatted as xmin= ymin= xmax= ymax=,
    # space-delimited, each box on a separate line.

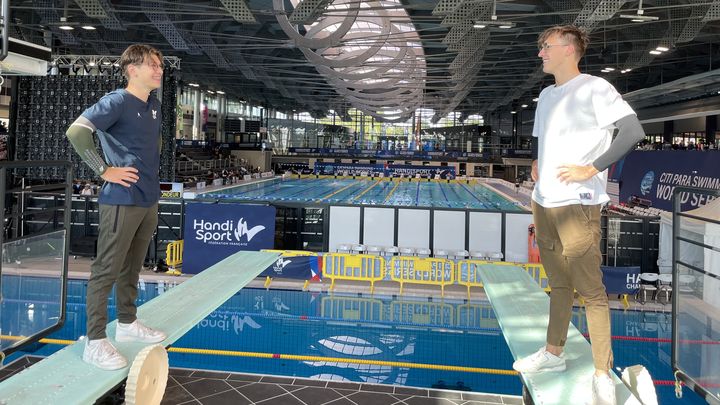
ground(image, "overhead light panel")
xmin=619 ymin=0 xmax=658 ymax=22
xmin=81 ymin=25 xmax=96 ymax=30
xmin=473 ymin=20 xmax=515 ymax=29
xmin=58 ymin=2 xmax=74 ymax=30
xmin=656 ymin=46 xmax=669 ymax=52
xmin=649 ymin=50 xmax=662 ymax=55
xmin=216 ymin=90 xmax=225 ymax=95
xmin=521 ymin=104 xmax=528 ymax=108
xmin=532 ymin=97 xmax=539 ymax=102
xmin=474 ymin=0 xmax=515 ymax=29
xmin=58 ymin=16 xmax=74 ymax=30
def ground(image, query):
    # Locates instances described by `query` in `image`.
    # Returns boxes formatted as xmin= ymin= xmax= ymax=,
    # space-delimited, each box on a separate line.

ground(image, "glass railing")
xmin=671 ymin=186 xmax=720 ymax=403
xmin=0 ymin=160 xmax=72 ymax=357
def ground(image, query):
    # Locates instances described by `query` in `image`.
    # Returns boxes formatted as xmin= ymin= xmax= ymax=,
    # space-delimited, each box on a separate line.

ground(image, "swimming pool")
xmin=2 ymin=275 xmax=705 ymax=404
xmin=198 ymin=178 xmax=525 ymax=211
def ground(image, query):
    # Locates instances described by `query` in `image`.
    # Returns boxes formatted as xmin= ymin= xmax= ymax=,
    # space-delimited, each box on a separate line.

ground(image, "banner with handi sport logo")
xmin=183 ymin=202 xmax=276 ymax=274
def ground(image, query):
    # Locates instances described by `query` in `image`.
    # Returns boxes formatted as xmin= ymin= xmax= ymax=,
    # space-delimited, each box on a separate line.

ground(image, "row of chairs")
xmin=637 ymin=273 xmax=696 ymax=304
xmin=334 ymin=244 xmax=504 ymax=261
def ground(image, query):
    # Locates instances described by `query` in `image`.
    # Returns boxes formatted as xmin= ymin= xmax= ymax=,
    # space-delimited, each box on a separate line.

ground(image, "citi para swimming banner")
xmin=183 ymin=203 xmax=276 ymax=274
xmin=616 ymin=151 xmax=720 ymax=211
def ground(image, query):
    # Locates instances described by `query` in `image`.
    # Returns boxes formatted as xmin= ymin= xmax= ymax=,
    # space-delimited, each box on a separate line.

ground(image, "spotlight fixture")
xmin=619 ymin=0 xmax=658 ymax=22
xmin=510 ymin=111 xmax=517 ymax=114
xmin=532 ymin=97 xmax=539 ymax=102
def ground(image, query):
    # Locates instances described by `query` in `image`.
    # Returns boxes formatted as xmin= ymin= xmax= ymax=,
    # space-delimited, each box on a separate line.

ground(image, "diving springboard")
xmin=0 ymin=250 xmax=279 ymax=405
xmin=476 ymin=264 xmax=641 ymax=405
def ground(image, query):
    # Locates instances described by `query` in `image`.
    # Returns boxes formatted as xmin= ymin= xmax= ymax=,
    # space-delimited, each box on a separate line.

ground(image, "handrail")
xmin=0 ymin=160 xmax=73 ymax=359
xmin=671 ymin=186 xmax=720 ymax=404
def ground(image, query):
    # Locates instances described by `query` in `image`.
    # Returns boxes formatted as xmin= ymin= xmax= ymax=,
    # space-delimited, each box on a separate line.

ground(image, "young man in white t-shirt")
xmin=511 ymin=26 xmax=645 ymax=405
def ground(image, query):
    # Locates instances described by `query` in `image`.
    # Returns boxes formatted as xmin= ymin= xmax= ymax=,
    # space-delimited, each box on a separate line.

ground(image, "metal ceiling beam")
xmin=289 ymin=0 xmax=334 ymax=25
xmin=219 ymin=0 xmax=257 ymax=24
xmin=141 ymin=0 xmax=191 ymax=52
xmin=74 ymin=0 xmax=107 ymax=18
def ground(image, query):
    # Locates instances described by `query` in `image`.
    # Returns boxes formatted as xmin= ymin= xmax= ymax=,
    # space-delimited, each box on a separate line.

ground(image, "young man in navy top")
xmin=66 ymin=44 xmax=167 ymax=370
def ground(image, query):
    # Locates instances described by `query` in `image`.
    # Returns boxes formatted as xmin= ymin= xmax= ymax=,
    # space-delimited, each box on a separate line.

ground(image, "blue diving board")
xmin=0 ymin=250 xmax=279 ymax=405
xmin=476 ymin=264 xmax=640 ymax=405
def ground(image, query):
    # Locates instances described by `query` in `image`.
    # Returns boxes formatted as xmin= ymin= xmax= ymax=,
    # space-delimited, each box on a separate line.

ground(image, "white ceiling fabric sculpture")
xmin=275 ymin=0 xmax=427 ymax=122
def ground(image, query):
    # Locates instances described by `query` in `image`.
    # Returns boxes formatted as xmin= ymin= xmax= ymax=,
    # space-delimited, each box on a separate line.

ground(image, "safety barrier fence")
xmin=166 ymin=244 xmax=551 ymax=297
xmin=165 ymin=240 xmax=184 ymax=275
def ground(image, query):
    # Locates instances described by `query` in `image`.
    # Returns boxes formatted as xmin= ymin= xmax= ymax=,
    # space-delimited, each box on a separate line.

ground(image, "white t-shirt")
xmin=531 ymin=73 xmax=635 ymax=207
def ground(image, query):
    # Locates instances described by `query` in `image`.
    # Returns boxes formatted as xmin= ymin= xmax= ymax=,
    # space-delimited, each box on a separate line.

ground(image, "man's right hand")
xmin=101 ymin=167 xmax=139 ymax=187
xmin=531 ymin=160 xmax=539 ymax=182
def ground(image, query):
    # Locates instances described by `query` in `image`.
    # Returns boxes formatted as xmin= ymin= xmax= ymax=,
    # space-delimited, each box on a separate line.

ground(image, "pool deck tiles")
xmin=0 ymin=356 xmax=524 ymax=405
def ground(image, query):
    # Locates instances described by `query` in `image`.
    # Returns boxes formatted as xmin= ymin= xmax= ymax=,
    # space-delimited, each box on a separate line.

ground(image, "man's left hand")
xmin=556 ymin=164 xmax=599 ymax=184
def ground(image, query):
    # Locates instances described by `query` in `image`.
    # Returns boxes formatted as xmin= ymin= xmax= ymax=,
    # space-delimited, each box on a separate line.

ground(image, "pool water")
xmin=1 ymin=275 xmax=706 ymax=404
xmin=199 ymin=178 xmax=525 ymax=211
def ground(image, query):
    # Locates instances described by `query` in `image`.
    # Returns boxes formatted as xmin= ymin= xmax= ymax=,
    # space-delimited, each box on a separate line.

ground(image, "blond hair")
xmin=538 ymin=25 xmax=590 ymax=59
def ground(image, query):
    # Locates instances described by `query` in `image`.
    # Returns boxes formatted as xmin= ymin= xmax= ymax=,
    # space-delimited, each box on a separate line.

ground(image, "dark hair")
xmin=119 ymin=44 xmax=163 ymax=78
xmin=538 ymin=25 xmax=590 ymax=59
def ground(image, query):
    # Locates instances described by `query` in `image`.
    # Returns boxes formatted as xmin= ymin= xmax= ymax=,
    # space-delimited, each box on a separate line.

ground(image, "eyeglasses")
xmin=538 ymin=43 xmax=569 ymax=51
xmin=136 ymin=61 xmax=164 ymax=71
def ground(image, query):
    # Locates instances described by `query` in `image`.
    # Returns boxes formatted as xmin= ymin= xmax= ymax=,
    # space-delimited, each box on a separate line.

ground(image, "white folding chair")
xmin=365 ymin=245 xmax=382 ymax=255
xmin=657 ymin=274 xmax=673 ymax=304
xmin=434 ymin=249 xmax=449 ymax=259
xmin=488 ymin=252 xmax=504 ymax=261
xmin=678 ymin=274 xmax=696 ymax=294
xmin=416 ymin=247 xmax=432 ymax=258
xmin=351 ymin=244 xmax=366 ymax=255
xmin=383 ymin=246 xmax=399 ymax=256
xmin=637 ymin=273 xmax=659 ymax=304
xmin=399 ymin=247 xmax=415 ymax=256
xmin=336 ymin=243 xmax=351 ymax=253
xmin=453 ymin=249 xmax=469 ymax=260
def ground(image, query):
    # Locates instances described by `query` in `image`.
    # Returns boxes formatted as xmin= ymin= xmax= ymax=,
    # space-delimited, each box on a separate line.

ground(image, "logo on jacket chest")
xmin=137 ymin=110 xmax=158 ymax=119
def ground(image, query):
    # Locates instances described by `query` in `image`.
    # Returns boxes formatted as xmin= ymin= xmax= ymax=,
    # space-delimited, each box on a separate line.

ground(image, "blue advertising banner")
xmin=314 ymin=162 xmax=382 ymax=175
xmin=183 ymin=203 xmax=276 ymax=274
xmin=601 ymin=266 xmax=641 ymax=295
xmin=260 ymin=255 xmax=321 ymax=280
xmin=288 ymin=147 xmax=490 ymax=160
xmin=618 ymin=151 xmax=720 ymax=211
xmin=390 ymin=164 xmax=456 ymax=179
xmin=313 ymin=162 xmax=456 ymax=178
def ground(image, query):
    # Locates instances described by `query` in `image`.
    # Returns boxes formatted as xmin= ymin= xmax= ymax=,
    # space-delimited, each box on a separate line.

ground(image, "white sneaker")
xmin=115 ymin=320 xmax=167 ymax=343
xmin=592 ymin=373 xmax=616 ymax=405
xmin=82 ymin=338 xmax=128 ymax=370
xmin=512 ymin=347 xmax=566 ymax=373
